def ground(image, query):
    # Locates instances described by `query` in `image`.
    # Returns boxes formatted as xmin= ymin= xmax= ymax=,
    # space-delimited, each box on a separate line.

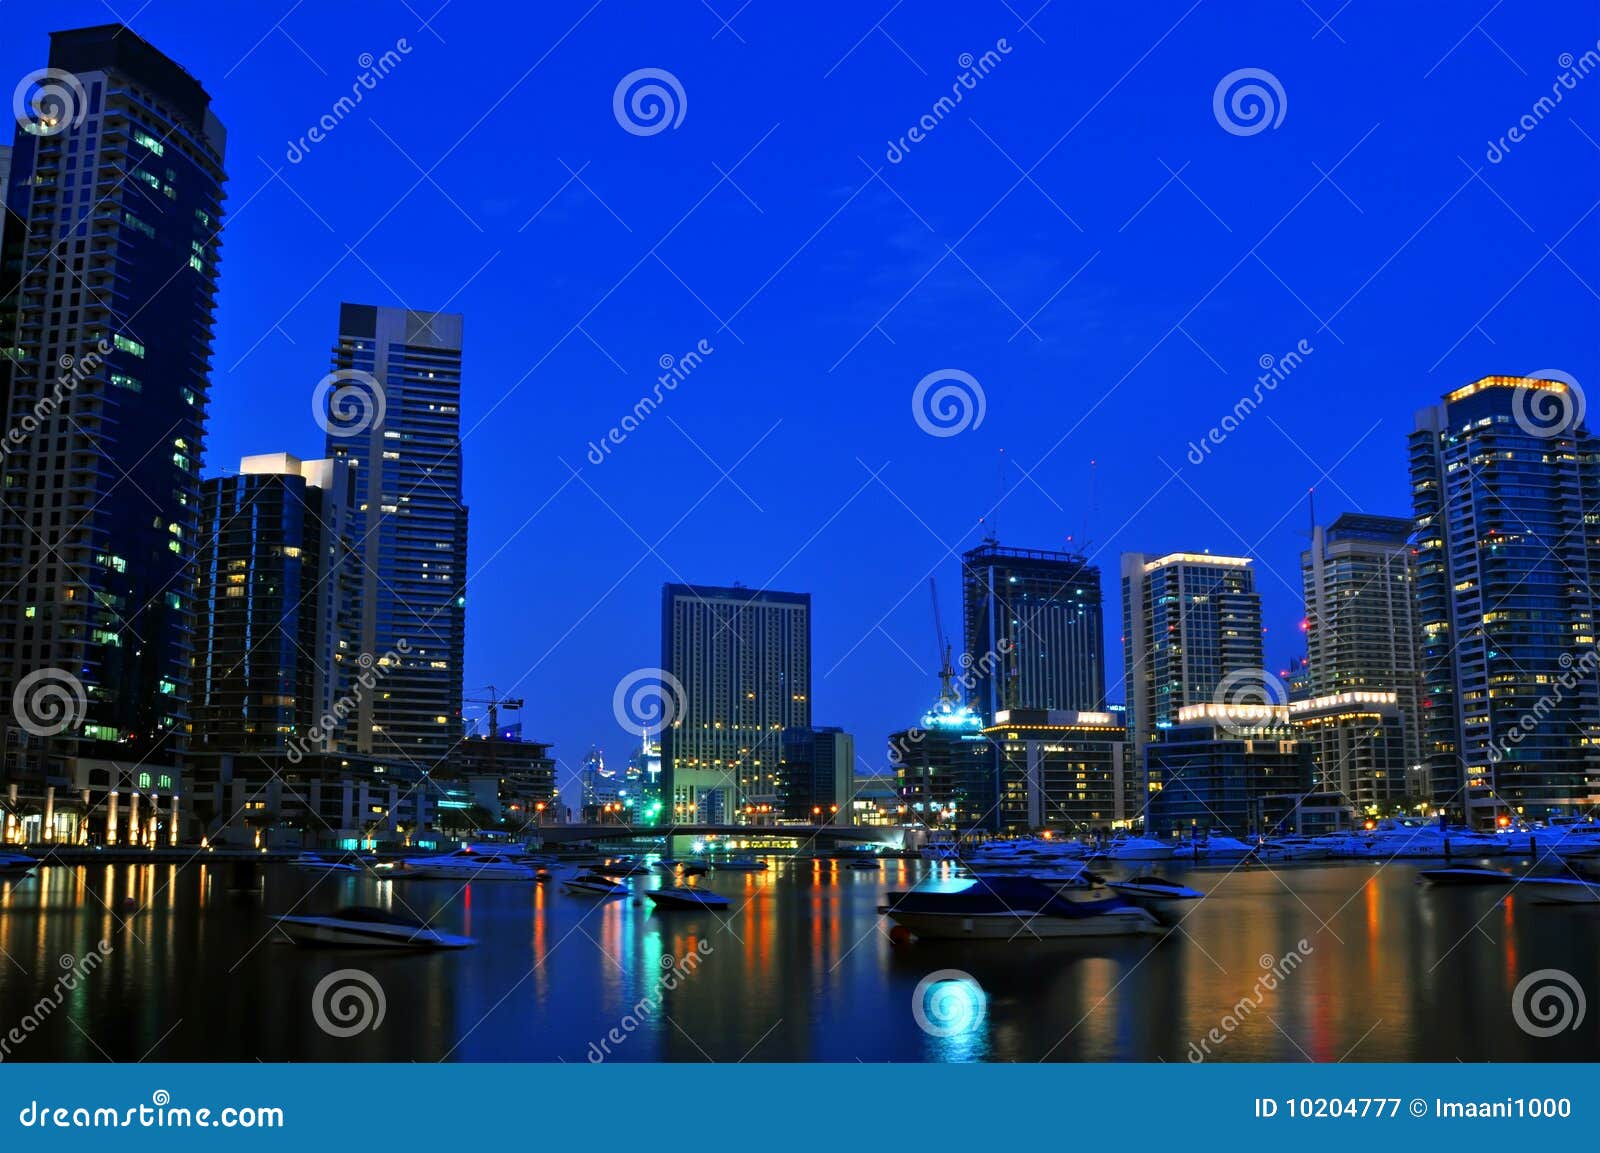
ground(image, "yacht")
xmin=1106 ymin=876 xmax=1205 ymax=919
xmin=880 ymin=876 xmax=1162 ymax=940
xmin=562 ymin=873 xmax=630 ymax=897
xmin=1179 ymin=835 xmax=1257 ymax=860
xmin=1105 ymin=836 xmax=1177 ymax=862
xmin=0 ymin=852 xmax=37 ymax=875
xmin=1419 ymin=866 xmax=1514 ymax=886
xmin=273 ymin=906 xmax=474 ymax=949
xmin=403 ymin=849 xmax=541 ymax=881
xmin=290 ymin=852 xmax=365 ymax=873
xmin=1260 ymin=836 xmax=1334 ymax=861
xmin=649 ymin=887 xmax=732 ymax=910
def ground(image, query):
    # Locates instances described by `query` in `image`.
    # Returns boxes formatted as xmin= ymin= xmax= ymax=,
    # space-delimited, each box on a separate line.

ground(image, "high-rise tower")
xmin=324 ymin=304 xmax=467 ymax=771
xmin=0 ymin=26 xmax=226 ymax=842
xmin=1410 ymin=375 xmax=1600 ymax=824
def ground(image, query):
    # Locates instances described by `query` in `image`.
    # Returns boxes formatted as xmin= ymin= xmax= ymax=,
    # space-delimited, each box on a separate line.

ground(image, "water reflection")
xmin=0 ymin=859 xmax=1596 ymax=1061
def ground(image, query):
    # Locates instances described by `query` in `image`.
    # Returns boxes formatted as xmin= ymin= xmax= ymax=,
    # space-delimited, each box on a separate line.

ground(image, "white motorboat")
xmin=880 ymin=877 xmax=1163 ymax=940
xmin=290 ymin=852 xmax=365 ymax=873
xmin=649 ymin=886 xmax=732 ymax=909
xmin=562 ymin=873 xmax=630 ymax=897
xmin=273 ymin=906 xmax=474 ymax=949
xmin=712 ymin=857 xmax=767 ymax=872
xmin=403 ymin=849 xmax=541 ymax=881
xmin=1107 ymin=875 xmax=1205 ymax=919
xmin=1177 ymin=835 xmax=1257 ymax=860
xmin=1105 ymin=836 xmax=1177 ymax=862
xmin=1260 ymin=836 xmax=1334 ymax=861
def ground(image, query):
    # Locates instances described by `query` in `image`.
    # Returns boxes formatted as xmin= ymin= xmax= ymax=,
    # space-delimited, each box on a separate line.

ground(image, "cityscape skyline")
xmin=0 ymin=6 xmax=1592 ymax=810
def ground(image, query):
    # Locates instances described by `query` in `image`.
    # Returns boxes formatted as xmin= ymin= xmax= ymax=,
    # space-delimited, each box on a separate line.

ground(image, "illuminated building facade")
xmin=1303 ymin=513 xmax=1422 ymax=773
xmin=1288 ymin=692 xmax=1407 ymax=814
xmin=983 ymin=708 xmax=1132 ymax=832
xmin=962 ymin=543 xmax=1106 ymax=720
xmin=661 ymin=583 xmax=810 ymax=823
xmin=0 ymin=26 xmax=226 ymax=844
xmin=325 ymin=304 xmax=467 ymax=772
xmin=1145 ymin=705 xmax=1311 ymax=836
xmin=1121 ymin=552 xmax=1265 ymax=758
xmin=891 ymin=694 xmax=997 ymax=831
xmin=1410 ymin=376 xmax=1600 ymax=824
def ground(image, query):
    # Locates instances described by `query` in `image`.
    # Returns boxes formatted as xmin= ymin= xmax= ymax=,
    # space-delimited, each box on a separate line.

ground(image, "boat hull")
xmin=274 ymin=916 xmax=473 ymax=949
xmin=885 ymin=908 xmax=1163 ymax=939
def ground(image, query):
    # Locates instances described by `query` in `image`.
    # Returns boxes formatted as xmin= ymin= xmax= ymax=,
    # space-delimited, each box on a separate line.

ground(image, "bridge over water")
xmin=533 ymin=823 xmax=908 ymax=850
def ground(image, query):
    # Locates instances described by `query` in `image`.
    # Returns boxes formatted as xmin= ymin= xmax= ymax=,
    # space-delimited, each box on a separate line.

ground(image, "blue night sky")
xmin=7 ymin=2 xmax=1597 ymax=797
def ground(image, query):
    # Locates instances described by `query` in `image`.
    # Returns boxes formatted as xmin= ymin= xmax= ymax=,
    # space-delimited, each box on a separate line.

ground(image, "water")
xmin=1 ymin=856 xmax=1596 ymax=1062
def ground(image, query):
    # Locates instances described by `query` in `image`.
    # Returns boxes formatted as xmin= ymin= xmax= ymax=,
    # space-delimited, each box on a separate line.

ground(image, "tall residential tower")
xmin=324 ymin=304 xmax=467 ymax=772
xmin=0 ymin=26 xmax=226 ymax=842
xmin=1410 ymin=375 xmax=1600 ymax=824
xmin=661 ymin=583 xmax=811 ymax=822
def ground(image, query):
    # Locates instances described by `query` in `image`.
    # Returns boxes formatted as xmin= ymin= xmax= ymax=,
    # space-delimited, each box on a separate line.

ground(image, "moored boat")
xmin=880 ymin=876 xmax=1163 ymax=940
xmin=648 ymin=886 xmax=732 ymax=910
xmin=1107 ymin=875 xmax=1204 ymax=919
xmin=562 ymin=873 xmax=630 ymax=897
xmin=1419 ymin=866 xmax=1513 ymax=886
xmin=0 ymin=852 xmax=37 ymax=874
xmin=1105 ymin=836 xmax=1177 ymax=862
xmin=290 ymin=852 xmax=365 ymax=873
xmin=402 ymin=849 xmax=541 ymax=881
xmin=273 ymin=906 xmax=474 ymax=949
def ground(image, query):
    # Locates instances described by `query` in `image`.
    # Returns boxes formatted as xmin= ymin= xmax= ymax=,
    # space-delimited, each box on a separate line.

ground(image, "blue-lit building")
xmin=0 ymin=25 xmax=227 ymax=843
xmin=325 ymin=304 xmax=467 ymax=772
xmin=1410 ymin=375 xmax=1600 ymax=824
xmin=891 ymin=692 xmax=998 ymax=831
xmin=778 ymin=725 xmax=854 ymax=823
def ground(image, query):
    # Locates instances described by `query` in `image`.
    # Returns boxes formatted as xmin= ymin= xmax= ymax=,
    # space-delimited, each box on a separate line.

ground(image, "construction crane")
xmin=464 ymin=686 xmax=524 ymax=779
xmin=929 ymin=577 xmax=956 ymax=704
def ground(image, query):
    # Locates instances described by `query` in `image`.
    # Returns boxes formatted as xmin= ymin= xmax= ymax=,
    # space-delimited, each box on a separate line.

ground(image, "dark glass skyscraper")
xmin=0 ymin=26 xmax=226 ymax=840
xmin=1410 ymin=375 xmax=1600 ymax=824
xmin=324 ymin=304 xmax=467 ymax=772
xmin=961 ymin=543 xmax=1106 ymax=721
xmin=194 ymin=455 xmax=356 ymax=757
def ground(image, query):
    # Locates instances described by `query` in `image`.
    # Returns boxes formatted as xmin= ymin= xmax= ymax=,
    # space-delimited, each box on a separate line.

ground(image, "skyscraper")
xmin=661 ymin=583 xmax=811 ymax=823
xmin=0 ymin=26 xmax=226 ymax=842
xmin=961 ymin=543 xmax=1106 ymax=720
xmin=1121 ymin=552 xmax=1265 ymax=757
xmin=1410 ymin=375 xmax=1600 ymax=824
xmin=193 ymin=454 xmax=356 ymax=757
xmin=324 ymin=304 xmax=467 ymax=772
xmin=778 ymin=725 xmax=854 ymax=824
xmin=1302 ymin=512 xmax=1423 ymax=778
